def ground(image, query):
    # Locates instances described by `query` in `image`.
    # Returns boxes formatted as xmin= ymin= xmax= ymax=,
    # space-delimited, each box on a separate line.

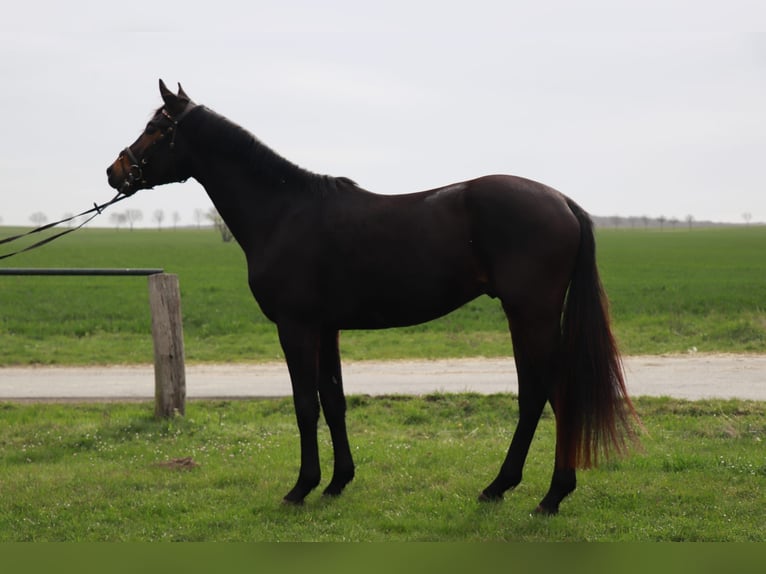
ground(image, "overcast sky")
xmin=1 ymin=0 xmax=765 ymax=230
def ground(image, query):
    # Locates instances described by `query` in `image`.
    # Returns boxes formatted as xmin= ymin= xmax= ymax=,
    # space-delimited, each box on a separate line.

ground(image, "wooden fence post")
xmin=148 ymin=273 xmax=186 ymax=418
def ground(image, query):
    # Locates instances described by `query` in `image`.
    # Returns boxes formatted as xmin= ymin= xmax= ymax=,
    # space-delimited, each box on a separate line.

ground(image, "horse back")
xmin=248 ymin=175 xmax=580 ymax=328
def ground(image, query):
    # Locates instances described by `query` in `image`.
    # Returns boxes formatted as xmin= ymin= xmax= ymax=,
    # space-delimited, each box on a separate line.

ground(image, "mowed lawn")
xmin=0 ymin=394 xmax=764 ymax=541
xmin=1 ymin=225 xmax=764 ymax=365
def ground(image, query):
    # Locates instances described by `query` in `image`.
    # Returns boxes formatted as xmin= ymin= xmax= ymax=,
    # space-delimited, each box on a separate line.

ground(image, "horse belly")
xmin=330 ymin=257 xmax=488 ymax=330
xmin=336 ymin=295 xmax=482 ymax=330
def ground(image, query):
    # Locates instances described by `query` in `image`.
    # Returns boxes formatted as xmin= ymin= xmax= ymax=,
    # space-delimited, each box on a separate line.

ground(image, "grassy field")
xmin=1 ymin=225 xmax=764 ymax=365
xmin=1 ymin=225 xmax=765 ymax=543
xmin=0 ymin=394 xmax=763 ymax=541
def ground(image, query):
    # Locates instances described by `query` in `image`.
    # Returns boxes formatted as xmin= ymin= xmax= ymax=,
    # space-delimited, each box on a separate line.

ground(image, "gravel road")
xmin=0 ymin=354 xmax=763 ymax=401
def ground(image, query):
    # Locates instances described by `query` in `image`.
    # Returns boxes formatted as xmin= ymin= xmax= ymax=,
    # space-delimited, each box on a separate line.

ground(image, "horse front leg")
xmin=278 ymin=319 xmax=322 ymax=504
xmin=317 ymin=329 xmax=355 ymax=497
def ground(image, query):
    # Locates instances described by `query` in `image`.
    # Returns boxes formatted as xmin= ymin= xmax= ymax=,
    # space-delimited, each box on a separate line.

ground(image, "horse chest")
xmin=247 ymin=257 xmax=323 ymax=322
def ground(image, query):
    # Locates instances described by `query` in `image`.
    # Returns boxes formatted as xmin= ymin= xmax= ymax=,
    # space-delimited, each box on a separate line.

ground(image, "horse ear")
xmin=177 ymin=83 xmax=190 ymax=101
xmin=159 ymin=79 xmax=176 ymax=105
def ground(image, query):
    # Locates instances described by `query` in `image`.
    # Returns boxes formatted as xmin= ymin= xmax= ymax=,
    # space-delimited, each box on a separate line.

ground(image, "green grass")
xmin=598 ymin=227 xmax=766 ymax=354
xmin=2 ymin=225 xmax=764 ymax=542
xmin=1 ymin=225 xmax=765 ymax=365
xmin=0 ymin=394 xmax=763 ymax=541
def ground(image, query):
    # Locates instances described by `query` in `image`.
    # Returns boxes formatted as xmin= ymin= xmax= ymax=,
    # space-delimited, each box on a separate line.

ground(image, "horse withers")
xmin=107 ymin=80 xmax=639 ymax=514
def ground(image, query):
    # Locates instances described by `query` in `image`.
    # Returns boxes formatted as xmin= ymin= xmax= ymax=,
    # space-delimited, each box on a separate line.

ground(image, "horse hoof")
xmin=534 ymin=504 xmax=558 ymax=516
xmin=322 ymin=487 xmax=344 ymax=498
xmin=478 ymin=491 xmax=503 ymax=503
xmin=281 ymin=497 xmax=305 ymax=507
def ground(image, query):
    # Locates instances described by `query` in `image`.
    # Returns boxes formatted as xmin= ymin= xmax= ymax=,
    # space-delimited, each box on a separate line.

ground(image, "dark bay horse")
xmin=107 ymin=80 xmax=638 ymax=514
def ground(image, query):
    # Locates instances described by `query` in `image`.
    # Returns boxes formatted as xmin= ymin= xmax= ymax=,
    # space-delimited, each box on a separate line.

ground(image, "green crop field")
xmin=1 ymin=225 xmax=764 ymax=365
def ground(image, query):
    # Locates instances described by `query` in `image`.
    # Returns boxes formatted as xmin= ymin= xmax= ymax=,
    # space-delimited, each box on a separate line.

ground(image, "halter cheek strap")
xmin=120 ymin=101 xmax=197 ymax=194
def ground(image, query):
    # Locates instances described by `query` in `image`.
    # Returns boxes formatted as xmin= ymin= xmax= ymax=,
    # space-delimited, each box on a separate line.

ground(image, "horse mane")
xmin=184 ymin=106 xmax=354 ymax=194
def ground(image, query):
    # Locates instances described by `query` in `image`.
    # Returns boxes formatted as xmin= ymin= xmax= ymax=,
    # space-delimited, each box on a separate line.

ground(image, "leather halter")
xmin=119 ymin=101 xmax=196 ymax=195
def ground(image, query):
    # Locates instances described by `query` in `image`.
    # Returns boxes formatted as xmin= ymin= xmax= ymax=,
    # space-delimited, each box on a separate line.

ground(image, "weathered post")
xmin=147 ymin=273 xmax=186 ymax=418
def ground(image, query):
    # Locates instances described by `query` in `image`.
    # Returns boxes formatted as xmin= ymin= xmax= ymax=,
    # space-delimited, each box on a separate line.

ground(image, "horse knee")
xmin=293 ymin=396 xmax=320 ymax=430
xmin=321 ymin=399 xmax=346 ymax=426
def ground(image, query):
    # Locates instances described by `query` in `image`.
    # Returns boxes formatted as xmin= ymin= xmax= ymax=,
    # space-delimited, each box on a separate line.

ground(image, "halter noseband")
xmin=119 ymin=101 xmax=196 ymax=195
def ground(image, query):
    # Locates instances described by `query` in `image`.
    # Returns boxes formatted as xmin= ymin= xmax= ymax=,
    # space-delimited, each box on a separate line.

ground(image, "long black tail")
xmin=556 ymin=198 xmax=639 ymax=468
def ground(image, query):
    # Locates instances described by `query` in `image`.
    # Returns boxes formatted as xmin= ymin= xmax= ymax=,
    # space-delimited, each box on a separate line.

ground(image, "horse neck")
xmin=183 ymin=109 xmax=323 ymax=250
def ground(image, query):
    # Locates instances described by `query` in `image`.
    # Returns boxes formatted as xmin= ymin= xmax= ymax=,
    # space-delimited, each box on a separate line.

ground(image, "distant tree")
xmin=641 ymin=215 xmax=649 ymax=230
xmin=207 ymin=208 xmax=233 ymax=242
xmin=153 ymin=209 xmax=165 ymax=231
xmin=110 ymin=212 xmax=128 ymax=230
xmin=172 ymin=211 xmax=181 ymax=230
xmin=124 ymin=209 xmax=143 ymax=231
xmin=658 ymin=215 xmax=666 ymax=231
xmin=670 ymin=217 xmax=679 ymax=230
xmin=29 ymin=212 xmax=48 ymax=226
xmin=194 ymin=208 xmax=205 ymax=230
xmin=743 ymin=212 xmax=752 ymax=225
xmin=686 ymin=214 xmax=694 ymax=230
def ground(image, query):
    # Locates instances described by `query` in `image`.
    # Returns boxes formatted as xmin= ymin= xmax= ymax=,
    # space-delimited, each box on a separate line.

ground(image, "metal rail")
xmin=0 ymin=268 xmax=164 ymax=276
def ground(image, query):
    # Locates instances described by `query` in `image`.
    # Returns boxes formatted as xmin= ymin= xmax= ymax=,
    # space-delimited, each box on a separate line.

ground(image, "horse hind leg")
xmin=517 ymin=314 xmax=578 ymax=515
xmin=480 ymin=349 xmax=548 ymax=501
xmin=531 ymin=375 xmax=577 ymax=514
xmin=536 ymin=430 xmax=577 ymax=514
xmin=480 ymin=306 xmax=564 ymax=503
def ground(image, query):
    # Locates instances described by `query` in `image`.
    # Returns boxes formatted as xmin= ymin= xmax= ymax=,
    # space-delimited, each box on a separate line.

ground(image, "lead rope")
xmin=0 ymin=192 xmax=129 ymax=261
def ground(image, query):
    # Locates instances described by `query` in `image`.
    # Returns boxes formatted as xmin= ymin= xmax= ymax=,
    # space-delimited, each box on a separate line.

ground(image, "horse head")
xmin=106 ymin=80 xmax=196 ymax=196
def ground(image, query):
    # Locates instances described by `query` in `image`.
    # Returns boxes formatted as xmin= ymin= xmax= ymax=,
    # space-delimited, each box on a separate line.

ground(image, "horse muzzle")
xmin=106 ymin=150 xmax=145 ymax=196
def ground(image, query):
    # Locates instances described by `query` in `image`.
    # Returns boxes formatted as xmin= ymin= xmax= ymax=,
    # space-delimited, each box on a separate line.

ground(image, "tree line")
xmin=2 ymin=209 xmax=232 ymax=242
xmin=593 ymin=213 xmax=759 ymax=230
xmin=3 ymin=209 xmax=760 ymax=238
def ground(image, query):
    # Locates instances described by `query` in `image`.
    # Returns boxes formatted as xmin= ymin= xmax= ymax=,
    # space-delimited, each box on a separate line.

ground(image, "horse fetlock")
xmin=536 ymin=475 xmax=577 ymax=515
xmin=480 ymin=468 xmax=522 ymax=501
xmin=479 ymin=480 xmax=516 ymax=502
